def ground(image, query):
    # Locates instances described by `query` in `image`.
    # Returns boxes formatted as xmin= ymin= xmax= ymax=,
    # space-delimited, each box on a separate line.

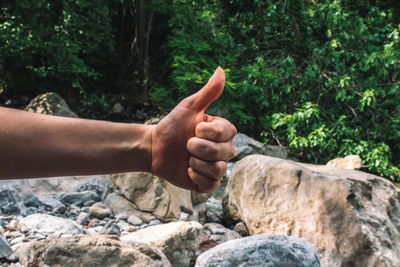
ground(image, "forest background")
xmin=0 ymin=0 xmax=399 ymax=181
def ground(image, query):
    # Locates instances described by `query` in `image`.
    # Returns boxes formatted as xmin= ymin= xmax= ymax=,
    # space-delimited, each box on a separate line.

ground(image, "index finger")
xmin=195 ymin=117 xmax=237 ymax=142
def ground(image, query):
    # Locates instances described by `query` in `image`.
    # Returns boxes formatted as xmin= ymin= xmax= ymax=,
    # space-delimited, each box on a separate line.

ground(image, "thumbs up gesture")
xmin=151 ymin=67 xmax=237 ymax=192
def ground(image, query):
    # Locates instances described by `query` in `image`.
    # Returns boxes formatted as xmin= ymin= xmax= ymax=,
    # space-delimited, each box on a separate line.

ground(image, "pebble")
xmin=127 ymin=215 xmax=142 ymax=226
xmin=76 ymin=212 xmax=89 ymax=225
xmin=89 ymin=203 xmax=111 ymax=219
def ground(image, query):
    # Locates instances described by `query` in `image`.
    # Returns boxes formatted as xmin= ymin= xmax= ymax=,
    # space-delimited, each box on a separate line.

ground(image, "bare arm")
xmin=0 ymin=107 xmax=153 ymax=178
xmin=0 ymin=67 xmax=236 ymax=193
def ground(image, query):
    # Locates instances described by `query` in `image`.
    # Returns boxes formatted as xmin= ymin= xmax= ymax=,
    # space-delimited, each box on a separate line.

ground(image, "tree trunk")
xmin=133 ymin=0 xmax=152 ymax=102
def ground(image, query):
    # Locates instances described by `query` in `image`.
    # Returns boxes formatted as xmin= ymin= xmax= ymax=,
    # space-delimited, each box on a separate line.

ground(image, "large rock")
xmin=223 ymin=155 xmax=400 ymax=267
xmin=24 ymin=92 xmax=78 ymax=118
xmin=112 ymin=172 xmax=192 ymax=222
xmin=121 ymin=221 xmax=202 ymax=267
xmin=20 ymin=214 xmax=83 ymax=236
xmin=195 ymin=234 xmax=320 ymax=267
xmin=232 ymin=133 xmax=288 ymax=161
xmin=15 ymin=235 xmax=171 ymax=267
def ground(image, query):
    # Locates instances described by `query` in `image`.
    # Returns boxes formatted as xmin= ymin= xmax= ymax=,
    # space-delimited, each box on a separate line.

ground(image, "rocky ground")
xmin=0 ymin=93 xmax=398 ymax=267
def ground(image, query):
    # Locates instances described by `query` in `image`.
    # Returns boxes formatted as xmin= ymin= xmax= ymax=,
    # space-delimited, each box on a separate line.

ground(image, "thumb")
xmin=185 ymin=67 xmax=225 ymax=111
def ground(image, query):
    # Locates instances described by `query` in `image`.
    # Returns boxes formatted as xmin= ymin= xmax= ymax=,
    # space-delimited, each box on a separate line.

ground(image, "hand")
xmin=151 ymin=67 xmax=237 ymax=193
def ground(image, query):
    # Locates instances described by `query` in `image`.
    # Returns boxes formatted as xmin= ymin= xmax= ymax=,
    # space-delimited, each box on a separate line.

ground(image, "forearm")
xmin=0 ymin=107 xmax=152 ymax=179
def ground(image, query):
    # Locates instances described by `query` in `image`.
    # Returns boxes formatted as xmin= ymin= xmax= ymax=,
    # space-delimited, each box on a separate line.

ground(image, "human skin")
xmin=0 ymin=67 xmax=236 ymax=193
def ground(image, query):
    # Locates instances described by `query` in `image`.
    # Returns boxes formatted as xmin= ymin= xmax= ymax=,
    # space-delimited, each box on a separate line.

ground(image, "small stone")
xmin=76 ymin=212 xmax=89 ymax=226
xmin=234 ymin=222 xmax=249 ymax=237
xmin=89 ymin=203 xmax=111 ymax=219
xmin=125 ymin=226 xmax=137 ymax=232
xmin=112 ymin=102 xmax=124 ymax=114
xmin=127 ymin=215 xmax=142 ymax=226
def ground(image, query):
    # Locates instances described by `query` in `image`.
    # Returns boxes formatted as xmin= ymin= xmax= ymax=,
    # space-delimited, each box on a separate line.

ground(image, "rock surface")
xmin=112 ymin=172 xmax=193 ymax=222
xmin=0 ymin=175 xmax=110 ymax=202
xmin=195 ymin=234 xmax=320 ymax=267
xmin=20 ymin=214 xmax=83 ymax=236
xmin=326 ymin=155 xmax=362 ymax=170
xmin=0 ymin=236 xmax=18 ymax=262
xmin=15 ymin=235 xmax=171 ymax=267
xmin=58 ymin=191 xmax=100 ymax=207
xmin=104 ymin=192 xmax=155 ymax=223
xmin=202 ymin=223 xmax=241 ymax=243
xmin=232 ymin=133 xmax=288 ymax=161
xmin=121 ymin=221 xmax=202 ymax=267
xmin=223 ymin=155 xmax=400 ymax=267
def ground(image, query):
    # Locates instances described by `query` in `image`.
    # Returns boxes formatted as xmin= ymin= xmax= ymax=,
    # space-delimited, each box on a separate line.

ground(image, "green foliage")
xmin=150 ymin=0 xmax=399 ymax=180
xmin=0 ymin=0 xmax=115 ymax=97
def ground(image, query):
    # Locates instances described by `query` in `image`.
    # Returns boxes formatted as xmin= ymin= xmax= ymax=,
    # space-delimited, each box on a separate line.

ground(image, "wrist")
xmin=126 ymin=123 xmax=154 ymax=173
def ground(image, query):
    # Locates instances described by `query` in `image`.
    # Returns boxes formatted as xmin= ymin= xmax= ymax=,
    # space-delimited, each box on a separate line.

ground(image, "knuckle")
xmin=213 ymin=127 xmax=224 ymax=140
xmin=206 ymin=143 xmax=219 ymax=156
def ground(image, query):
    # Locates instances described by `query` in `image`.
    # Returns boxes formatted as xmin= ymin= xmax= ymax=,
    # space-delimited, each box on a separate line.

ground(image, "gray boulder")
xmin=195 ymin=234 xmax=320 ymax=267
